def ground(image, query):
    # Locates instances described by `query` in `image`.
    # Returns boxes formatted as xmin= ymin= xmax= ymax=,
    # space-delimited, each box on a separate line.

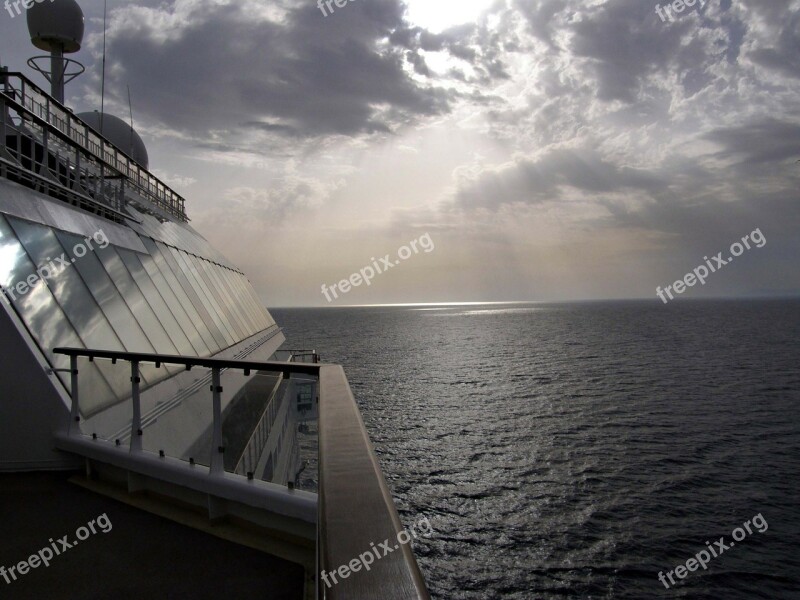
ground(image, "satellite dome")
xmin=77 ymin=112 xmax=149 ymax=169
xmin=27 ymin=0 xmax=85 ymax=53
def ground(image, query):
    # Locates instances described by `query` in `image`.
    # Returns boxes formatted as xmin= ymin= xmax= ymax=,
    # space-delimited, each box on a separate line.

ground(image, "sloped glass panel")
xmin=53 ymin=230 xmax=168 ymax=388
xmin=141 ymin=237 xmax=223 ymax=352
xmin=136 ymin=251 xmax=210 ymax=356
xmin=117 ymin=248 xmax=197 ymax=356
xmin=7 ymin=217 xmax=128 ymax=413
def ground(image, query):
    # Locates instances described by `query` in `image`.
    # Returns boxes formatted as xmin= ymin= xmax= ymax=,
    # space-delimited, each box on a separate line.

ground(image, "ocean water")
xmin=272 ymin=299 xmax=800 ymax=599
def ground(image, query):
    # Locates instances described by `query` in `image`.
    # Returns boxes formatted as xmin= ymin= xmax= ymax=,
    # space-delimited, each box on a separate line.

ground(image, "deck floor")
xmin=0 ymin=471 xmax=304 ymax=599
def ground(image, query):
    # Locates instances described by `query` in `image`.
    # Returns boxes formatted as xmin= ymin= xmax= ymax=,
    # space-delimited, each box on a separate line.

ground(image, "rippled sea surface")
xmin=272 ymin=300 xmax=800 ymax=599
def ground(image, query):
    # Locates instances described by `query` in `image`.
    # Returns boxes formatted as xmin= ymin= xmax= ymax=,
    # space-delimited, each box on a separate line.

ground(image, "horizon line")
xmin=268 ymin=293 xmax=800 ymax=310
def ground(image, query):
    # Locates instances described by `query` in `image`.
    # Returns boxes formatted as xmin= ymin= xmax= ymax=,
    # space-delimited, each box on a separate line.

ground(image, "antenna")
xmin=127 ymin=85 xmax=134 ymax=156
xmin=100 ymin=0 xmax=107 ymax=133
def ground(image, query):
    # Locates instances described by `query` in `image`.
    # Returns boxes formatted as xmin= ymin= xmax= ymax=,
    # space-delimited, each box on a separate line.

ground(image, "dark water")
xmin=272 ymin=300 xmax=800 ymax=599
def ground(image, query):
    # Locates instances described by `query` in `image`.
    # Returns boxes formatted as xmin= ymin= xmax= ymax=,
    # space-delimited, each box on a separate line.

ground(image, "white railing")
xmin=0 ymin=71 xmax=188 ymax=221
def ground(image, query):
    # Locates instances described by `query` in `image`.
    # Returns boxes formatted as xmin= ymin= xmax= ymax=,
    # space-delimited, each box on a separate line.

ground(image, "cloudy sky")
xmin=2 ymin=0 xmax=799 ymax=306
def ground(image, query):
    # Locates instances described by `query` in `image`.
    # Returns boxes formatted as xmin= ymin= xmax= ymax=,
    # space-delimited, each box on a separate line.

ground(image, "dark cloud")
xmin=97 ymin=0 xmax=456 ymax=141
xmin=456 ymin=111 xmax=800 ymax=255
xmin=706 ymin=119 xmax=800 ymax=167
xmin=512 ymin=0 xmax=752 ymax=105
xmin=456 ymin=148 xmax=668 ymax=209
xmin=747 ymin=5 xmax=800 ymax=78
xmin=88 ymin=0 xmax=514 ymax=146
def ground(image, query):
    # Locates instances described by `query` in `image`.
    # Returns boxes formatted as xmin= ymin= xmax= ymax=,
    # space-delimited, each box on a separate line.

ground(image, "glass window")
xmin=53 ymin=230 xmax=167 ymax=387
xmin=231 ymin=269 xmax=265 ymax=333
xmin=92 ymin=244 xmax=177 ymax=353
xmin=229 ymin=269 xmax=267 ymax=333
xmin=91 ymin=244 xmax=185 ymax=380
xmin=164 ymin=245 xmax=235 ymax=347
xmin=7 ymin=217 xmax=130 ymax=412
xmin=135 ymin=251 xmax=210 ymax=356
xmin=229 ymin=271 xmax=264 ymax=331
xmin=182 ymin=254 xmax=238 ymax=340
xmin=193 ymin=257 xmax=248 ymax=340
xmin=117 ymin=249 xmax=197 ymax=356
xmin=239 ymin=273 xmax=272 ymax=329
xmin=0 ymin=216 xmax=118 ymax=413
xmin=215 ymin=266 xmax=257 ymax=335
xmin=177 ymin=251 xmax=241 ymax=343
xmin=245 ymin=273 xmax=274 ymax=329
xmin=141 ymin=237 xmax=224 ymax=352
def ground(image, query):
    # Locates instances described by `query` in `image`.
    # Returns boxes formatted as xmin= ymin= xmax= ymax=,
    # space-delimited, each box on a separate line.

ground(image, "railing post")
xmin=41 ymin=128 xmax=48 ymax=175
xmin=100 ymin=162 xmax=105 ymax=202
xmin=130 ymin=360 xmax=142 ymax=452
xmin=211 ymin=367 xmax=224 ymax=474
xmin=0 ymin=95 xmax=6 ymax=149
xmin=68 ymin=355 xmax=80 ymax=435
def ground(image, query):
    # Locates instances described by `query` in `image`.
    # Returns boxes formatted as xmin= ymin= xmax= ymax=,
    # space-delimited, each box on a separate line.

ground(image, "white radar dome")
xmin=77 ymin=112 xmax=150 ymax=169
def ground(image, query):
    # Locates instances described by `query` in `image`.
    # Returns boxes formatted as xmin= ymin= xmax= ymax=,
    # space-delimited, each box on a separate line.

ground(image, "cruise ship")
xmin=0 ymin=2 xmax=429 ymax=598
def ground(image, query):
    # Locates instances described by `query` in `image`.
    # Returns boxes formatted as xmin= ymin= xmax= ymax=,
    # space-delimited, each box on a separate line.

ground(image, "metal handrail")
xmin=53 ymin=347 xmax=321 ymax=376
xmin=53 ymin=348 xmax=320 ymax=474
xmin=0 ymin=71 xmax=188 ymax=221
xmin=0 ymin=155 xmax=132 ymax=223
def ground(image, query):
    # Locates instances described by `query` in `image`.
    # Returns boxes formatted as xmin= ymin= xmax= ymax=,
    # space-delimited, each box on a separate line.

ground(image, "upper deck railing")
xmin=0 ymin=71 xmax=188 ymax=221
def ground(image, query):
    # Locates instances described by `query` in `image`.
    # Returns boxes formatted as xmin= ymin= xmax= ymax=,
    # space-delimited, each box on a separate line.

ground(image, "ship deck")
xmin=0 ymin=471 xmax=305 ymax=599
